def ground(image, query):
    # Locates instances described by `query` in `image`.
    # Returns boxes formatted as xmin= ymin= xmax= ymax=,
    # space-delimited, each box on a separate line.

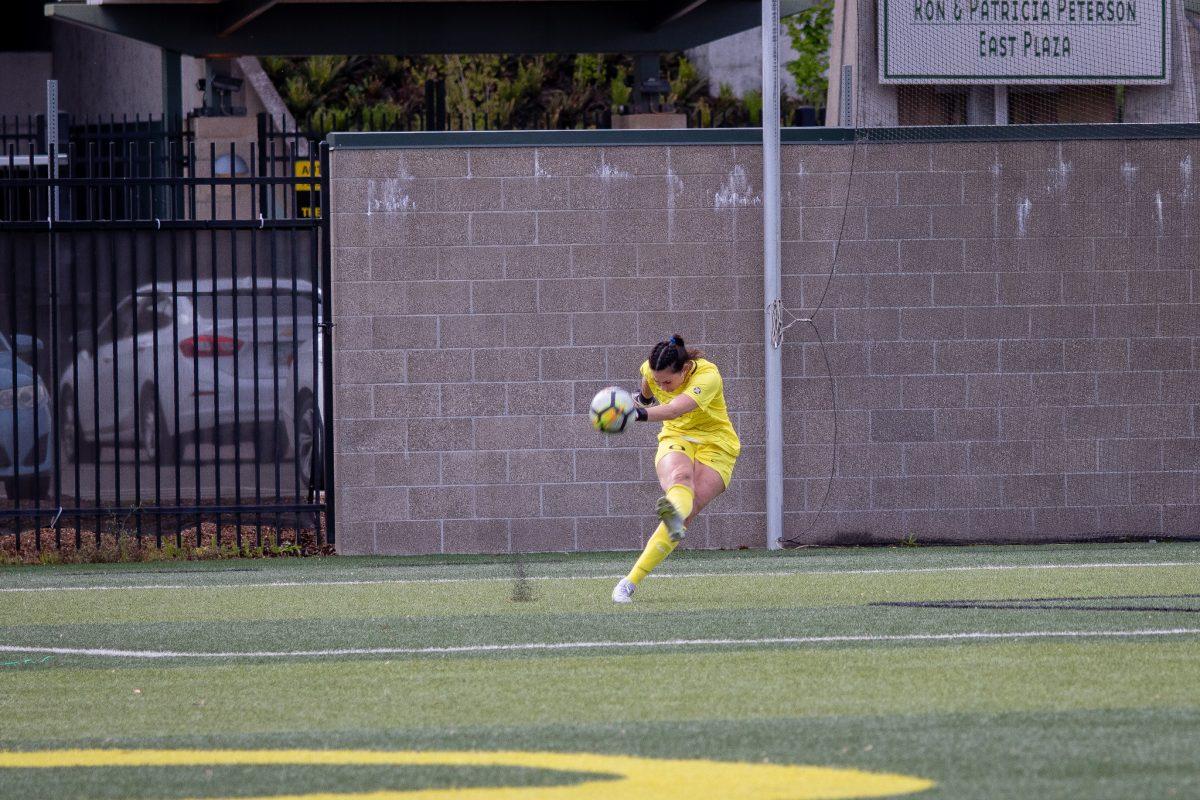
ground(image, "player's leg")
xmin=628 ymin=451 xmax=693 ymax=578
xmin=613 ymin=447 xmax=694 ymax=602
xmin=685 ymin=460 xmax=728 ymax=525
xmin=687 ymin=444 xmax=735 ymax=524
xmin=654 ymin=449 xmax=696 ymax=540
xmin=614 ymin=444 xmax=735 ymax=602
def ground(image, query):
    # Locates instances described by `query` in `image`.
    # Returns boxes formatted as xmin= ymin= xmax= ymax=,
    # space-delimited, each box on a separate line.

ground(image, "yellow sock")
xmin=666 ymin=483 xmax=694 ymax=520
xmin=626 ymin=484 xmax=696 ymax=585
xmin=627 ymin=523 xmax=676 ymax=585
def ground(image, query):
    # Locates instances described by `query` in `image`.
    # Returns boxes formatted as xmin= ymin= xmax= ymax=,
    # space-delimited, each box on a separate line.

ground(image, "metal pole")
xmin=319 ymin=141 xmax=336 ymax=547
xmin=762 ymin=0 xmax=783 ymax=550
xmin=840 ymin=65 xmax=854 ymax=127
xmin=46 ymin=80 xmax=59 ymax=221
xmin=160 ymin=50 xmax=182 ymax=217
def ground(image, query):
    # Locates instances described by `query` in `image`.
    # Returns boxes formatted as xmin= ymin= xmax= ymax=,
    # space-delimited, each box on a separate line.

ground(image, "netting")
xmin=775 ymin=0 xmax=1199 ymax=547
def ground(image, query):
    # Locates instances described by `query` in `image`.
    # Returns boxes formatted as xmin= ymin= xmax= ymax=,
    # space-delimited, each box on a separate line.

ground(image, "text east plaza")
xmin=980 ymin=29 xmax=1072 ymax=57
xmin=914 ymin=0 xmax=1139 ymax=22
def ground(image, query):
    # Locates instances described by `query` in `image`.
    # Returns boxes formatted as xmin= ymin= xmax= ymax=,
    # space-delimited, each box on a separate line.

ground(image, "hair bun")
xmin=669 ymin=335 xmax=684 ymax=347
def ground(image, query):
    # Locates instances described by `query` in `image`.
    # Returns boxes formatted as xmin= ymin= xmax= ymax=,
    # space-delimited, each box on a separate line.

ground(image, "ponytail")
xmin=648 ymin=334 xmax=704 ymax=373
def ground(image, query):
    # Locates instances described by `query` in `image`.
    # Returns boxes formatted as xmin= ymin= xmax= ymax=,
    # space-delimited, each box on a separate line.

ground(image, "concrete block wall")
xmin=329 ymin=135 xmax=1199 ymax=554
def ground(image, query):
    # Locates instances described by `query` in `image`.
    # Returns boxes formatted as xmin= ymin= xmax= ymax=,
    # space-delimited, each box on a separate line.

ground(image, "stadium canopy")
xmin=45 ymin=0 xmax=814 ymax=56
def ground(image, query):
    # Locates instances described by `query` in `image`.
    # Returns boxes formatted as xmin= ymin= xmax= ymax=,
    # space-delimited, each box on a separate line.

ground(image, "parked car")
xmin=58 ymin=278 xmax=317 ymax=466
xmin=0 ymin=331 xmax=52 ymax=500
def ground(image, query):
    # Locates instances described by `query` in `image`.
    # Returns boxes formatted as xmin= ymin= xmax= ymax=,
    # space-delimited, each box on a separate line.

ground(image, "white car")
xmin=58 ymin=278 xmax=318 ymax=468
xmin=0 ymin=332 xmax=52 ymax=500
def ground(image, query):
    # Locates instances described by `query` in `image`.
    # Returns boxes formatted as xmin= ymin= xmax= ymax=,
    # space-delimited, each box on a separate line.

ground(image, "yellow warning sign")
xmin=295 ymin=160 xmax=322 ymax=218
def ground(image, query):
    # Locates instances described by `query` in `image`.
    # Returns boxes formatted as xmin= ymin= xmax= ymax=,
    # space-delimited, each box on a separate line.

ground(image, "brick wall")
xmin=329 ymin=135 xmax=1199 ymax=554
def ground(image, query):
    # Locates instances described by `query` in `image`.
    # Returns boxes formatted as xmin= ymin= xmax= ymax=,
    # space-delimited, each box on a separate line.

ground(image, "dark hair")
xmin=649 ymin=335 xmax=704 ymax=373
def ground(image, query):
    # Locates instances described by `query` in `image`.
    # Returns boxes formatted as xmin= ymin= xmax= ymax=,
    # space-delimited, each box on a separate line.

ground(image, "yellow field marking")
xmin=0 ymin=748 xmax=934 ymax=799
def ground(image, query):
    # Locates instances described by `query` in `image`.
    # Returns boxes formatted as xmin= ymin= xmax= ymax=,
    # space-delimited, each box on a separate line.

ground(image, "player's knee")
xmin=666 ymin=465 xmax=693 ymax=489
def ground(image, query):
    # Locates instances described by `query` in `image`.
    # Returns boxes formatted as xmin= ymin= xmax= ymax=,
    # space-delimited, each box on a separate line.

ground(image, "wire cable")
xmin=776 ymin=130 xmax=860 ymax=547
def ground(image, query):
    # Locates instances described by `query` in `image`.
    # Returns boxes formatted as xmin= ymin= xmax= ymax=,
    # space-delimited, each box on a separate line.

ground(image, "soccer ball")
xmin=589 ymin=386 xmax=634 ymax=434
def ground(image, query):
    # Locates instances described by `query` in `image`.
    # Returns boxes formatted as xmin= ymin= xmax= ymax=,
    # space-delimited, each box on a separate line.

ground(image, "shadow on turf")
xmin=873 ymin=594 xmax=1200 ymax=614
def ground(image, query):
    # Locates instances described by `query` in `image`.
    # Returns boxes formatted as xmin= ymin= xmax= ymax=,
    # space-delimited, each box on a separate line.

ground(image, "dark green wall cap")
xmin=327 ymin=123 xmax=1200 ymax=150
xmin=328 ymin=128 xmax=793 ymax=149
xmin=856 ymin=123 xmax=1200 ymax=143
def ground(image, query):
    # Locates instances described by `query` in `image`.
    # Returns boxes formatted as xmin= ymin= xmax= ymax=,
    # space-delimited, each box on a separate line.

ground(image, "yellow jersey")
xmin=640 ymin=358 xmax=740 ymax=455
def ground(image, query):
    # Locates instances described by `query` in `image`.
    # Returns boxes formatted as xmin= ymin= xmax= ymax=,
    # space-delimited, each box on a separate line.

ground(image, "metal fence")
xmin=0 ymin=114 xmax=52 ymax=157
xmin=0 ymin=114 xmax=193 ymax=222
xmin=0 ymin=135 xmax=334 ymax=555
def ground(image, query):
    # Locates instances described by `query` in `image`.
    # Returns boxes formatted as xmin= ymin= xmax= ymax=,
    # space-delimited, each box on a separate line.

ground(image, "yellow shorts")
xmin=655 ymin=436 xmax=739 ymax=488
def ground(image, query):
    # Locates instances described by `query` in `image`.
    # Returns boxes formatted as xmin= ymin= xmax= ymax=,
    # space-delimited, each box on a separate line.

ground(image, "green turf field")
xmin=1 ymin=542 xmax=1199 ymax=799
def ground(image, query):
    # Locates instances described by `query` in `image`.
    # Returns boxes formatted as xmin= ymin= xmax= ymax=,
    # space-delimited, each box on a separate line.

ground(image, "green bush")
xmin=783 ymin=0 xmax=834 ymax=109
xmin=262 ymin=52 xmax=796 ymax=131
xmin=610 ymin=65 xmax=632 ymax=110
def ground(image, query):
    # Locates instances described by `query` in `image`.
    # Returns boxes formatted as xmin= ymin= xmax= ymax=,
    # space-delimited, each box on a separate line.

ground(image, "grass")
xmin=1 ymin=542 xmax=1199 ymax=798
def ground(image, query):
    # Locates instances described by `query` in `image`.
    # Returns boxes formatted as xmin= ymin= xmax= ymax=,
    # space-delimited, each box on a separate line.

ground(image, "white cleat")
xmin=656 ymin=495 xmax=686 ymax=542
xmin=612 ymin=577 xmax=635 ymax=604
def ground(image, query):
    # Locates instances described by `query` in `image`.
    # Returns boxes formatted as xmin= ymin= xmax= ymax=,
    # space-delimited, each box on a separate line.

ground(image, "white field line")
xmin=0 ymin=560 xmax=1197 ymax=594
xmin=1 ymin=628 xmax=1199 ymax=660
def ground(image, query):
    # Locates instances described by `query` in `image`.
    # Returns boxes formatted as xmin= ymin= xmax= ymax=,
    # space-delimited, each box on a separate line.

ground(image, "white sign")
xmin=879 ymin=0 xmax=1170 ymax=84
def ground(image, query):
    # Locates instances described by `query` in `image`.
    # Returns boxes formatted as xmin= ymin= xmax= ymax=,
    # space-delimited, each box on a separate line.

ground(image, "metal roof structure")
xmin=46 ymin=0 xmax=812 ymax=57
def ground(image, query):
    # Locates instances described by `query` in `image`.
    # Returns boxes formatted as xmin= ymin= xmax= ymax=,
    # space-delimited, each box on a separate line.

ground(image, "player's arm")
xmin=636 ymin=394 xmax=697 ymax=422
xmin=635 ymin=377 xmax=656 ymax=407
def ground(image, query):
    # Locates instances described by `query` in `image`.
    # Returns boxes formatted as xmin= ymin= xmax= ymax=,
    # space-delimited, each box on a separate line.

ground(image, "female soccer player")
xmin=612 ymin=335 xmax=740 ymax=603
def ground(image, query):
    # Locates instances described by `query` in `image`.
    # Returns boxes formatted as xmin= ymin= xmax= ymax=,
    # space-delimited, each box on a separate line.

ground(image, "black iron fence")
xmin=257 ymin=115 xmax=311 ymax=175
xmin=0 ymin=114 xmax=51 ymax=157
xmin=0 ymin=114 xmax=193 ymax=222
xmin=0 ymin=136 xmax=334 ymax=556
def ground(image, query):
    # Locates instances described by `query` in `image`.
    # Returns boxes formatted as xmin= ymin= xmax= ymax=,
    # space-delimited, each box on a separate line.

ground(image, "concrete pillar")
xmin=192 ymin=115 xmax=258 ymax=221
xmin=827 ymin=0 xmax=897 ymax=126
xmin=965 ymin=87 xmax=996 ymax=125
xmin=1125 ymin=0 xmax=1198 ymax=123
